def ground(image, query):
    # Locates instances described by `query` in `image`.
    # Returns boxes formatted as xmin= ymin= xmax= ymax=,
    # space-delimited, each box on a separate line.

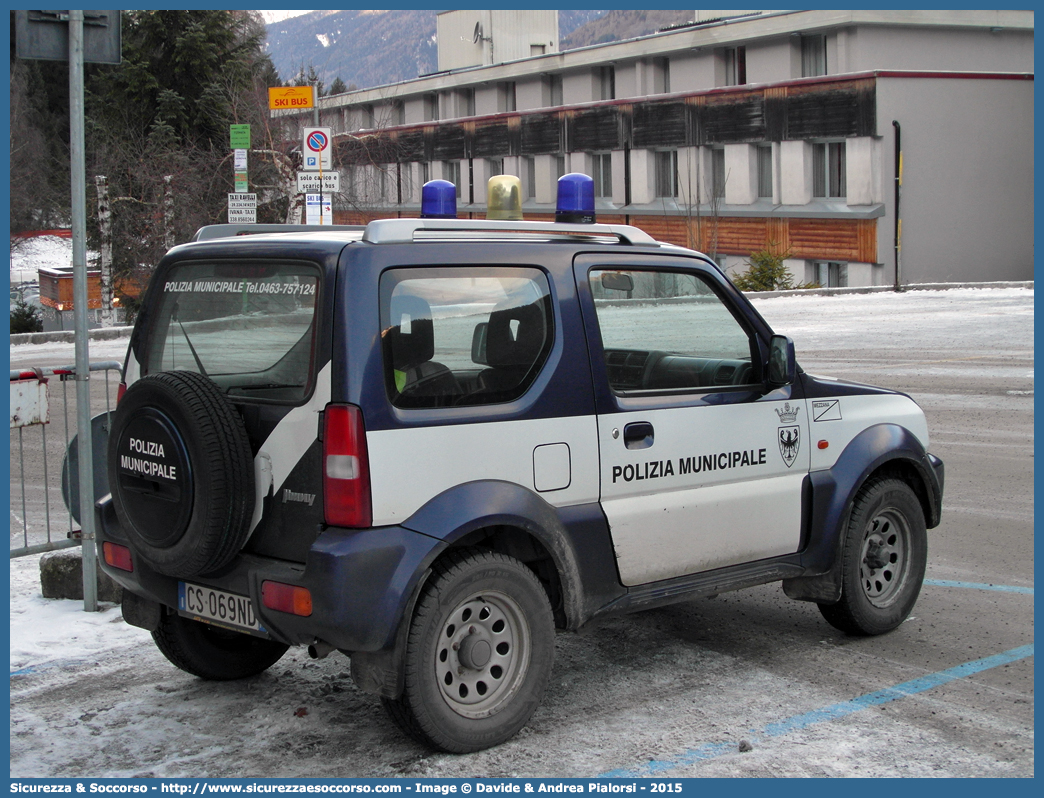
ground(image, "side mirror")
xmin=471 ymin=322 xmax=489 ymax=365
xmin=767 ymin=335 xmax=796 ymax=387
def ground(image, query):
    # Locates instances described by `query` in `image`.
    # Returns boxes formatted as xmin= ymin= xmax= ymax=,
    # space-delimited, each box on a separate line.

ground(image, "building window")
xmin=811 ymin=261 xmax=848 ymax=287
xmin=424 ymin=93 xmax=439 ymax=122
xmin=499 ymin=81 xmax=516 ymax=112
xmin=377 ymin=166 xmax=387 ymax=202
xmin=654 ymin=57 xmax=670 ymax=93
xmin=547 ymin=74 xmax=563 ymax=106
xmin=756 ymin=145 xmax=773 ymax=198
xmin=801 ymin=34 xmax=827 ymax=77
xmin=443 ymin=161 xmax=461 ymax=198
xmin=724 ymin=46 xmax=746 ymax=86
xmin=531 ymin=44 xmax=546 ymax=57
xmin=354 ymin=104 xmax=374 ymax=130
xmin=420 ymin=162 xmax=430 ymax=186
xmin=523 ymin=156 xmax=536 ymax=199
xmin=812 ymin=141 xmax=846 ymax=198
xmin=462 ymin=88 xmax=475 ymax=117
xmin=487 ymin=158 xmax=503 ymax=178
xmin=711 ymin=147 xmax=726 ymax=201
xmin=393 ymin=101 xmax=405 ymax=126
xmin=555 ymin=155 xmax=566 ymax=180
xmin=655 ymin=150 xmax=678 ymax=198
xmin=598 ymin=66 xmax=615 ymax=101
xmin=592 ymin=153 xmax=613 ymax=199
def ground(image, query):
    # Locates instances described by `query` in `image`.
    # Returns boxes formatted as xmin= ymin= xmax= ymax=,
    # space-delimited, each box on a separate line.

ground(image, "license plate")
xmin=178 ymin=582 xmax=266 ymax=635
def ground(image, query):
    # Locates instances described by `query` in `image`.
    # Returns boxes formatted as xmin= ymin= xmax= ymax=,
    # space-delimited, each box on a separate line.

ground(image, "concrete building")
xmin=295 ymin=9 xmax=1033 ymax=286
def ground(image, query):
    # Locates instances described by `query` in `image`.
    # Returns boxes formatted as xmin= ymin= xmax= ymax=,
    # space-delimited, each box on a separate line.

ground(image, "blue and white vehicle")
xmin=96 ymin=175 xmax=944 ymax=753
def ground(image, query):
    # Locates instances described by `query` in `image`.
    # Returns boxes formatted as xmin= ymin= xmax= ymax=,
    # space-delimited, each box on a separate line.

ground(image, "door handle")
xmin=623 ymin=421 xmax=654 ymax=450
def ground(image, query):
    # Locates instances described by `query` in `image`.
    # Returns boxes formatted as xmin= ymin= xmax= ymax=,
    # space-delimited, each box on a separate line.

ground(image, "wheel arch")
xmin=350 ymin=480 xmax=587 ymax=701
xmin=784 ymin=423 xmax=942 ymax=603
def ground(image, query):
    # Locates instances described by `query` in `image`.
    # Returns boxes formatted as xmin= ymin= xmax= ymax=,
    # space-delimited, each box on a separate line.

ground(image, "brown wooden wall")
xmin=333 ymin=210 xmax=877 ymax=264
xmin=39 ymin=272 xmax=102 ymax=310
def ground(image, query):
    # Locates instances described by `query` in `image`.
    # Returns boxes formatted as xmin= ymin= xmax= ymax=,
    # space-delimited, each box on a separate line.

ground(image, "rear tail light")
xmin=262 ymin=581 xmax=313 ymax=616
xmin=322 ymin=404 xmax=372 ymax=528
xmin=103 ymin=541 xmax=133 ymax=572
xmin=117 ymin=382 xmax=127 ymax=403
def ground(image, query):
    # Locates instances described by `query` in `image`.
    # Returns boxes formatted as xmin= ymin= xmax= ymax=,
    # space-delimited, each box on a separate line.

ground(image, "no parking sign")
xmin=303 ymin=127 xmax=332 ymax=171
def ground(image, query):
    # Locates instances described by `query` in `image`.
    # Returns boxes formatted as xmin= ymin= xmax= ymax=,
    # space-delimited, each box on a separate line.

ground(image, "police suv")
xmin=95 ymin=174 xmax=944 ymax=753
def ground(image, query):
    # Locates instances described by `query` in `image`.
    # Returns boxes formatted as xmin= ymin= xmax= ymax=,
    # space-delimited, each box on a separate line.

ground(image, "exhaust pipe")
xmin=307 ymin=639 xmax=336 ymax=660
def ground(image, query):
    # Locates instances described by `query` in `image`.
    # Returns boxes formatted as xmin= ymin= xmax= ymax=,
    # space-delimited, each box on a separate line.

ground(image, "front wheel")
xmin=382 ymin=550 xmax=555 ymax=753
xmin=152 ymin=611 xmax=289 ymax=680
xmin=819 ymin=478 xmax=927 ymax=636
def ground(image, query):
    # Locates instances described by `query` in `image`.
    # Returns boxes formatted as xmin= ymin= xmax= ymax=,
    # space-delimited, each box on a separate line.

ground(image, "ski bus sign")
xmin=268 ymin=86 xmax=314 ymax=111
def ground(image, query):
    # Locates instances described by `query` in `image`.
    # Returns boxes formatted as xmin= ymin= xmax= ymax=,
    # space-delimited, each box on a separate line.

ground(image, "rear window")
xmin=144 ymin=261 xmax=320 ymax=402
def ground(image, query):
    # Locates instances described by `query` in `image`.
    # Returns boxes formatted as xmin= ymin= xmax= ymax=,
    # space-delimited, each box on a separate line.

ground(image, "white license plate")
xmin=178 ymin=582 xmax=265 ymax=634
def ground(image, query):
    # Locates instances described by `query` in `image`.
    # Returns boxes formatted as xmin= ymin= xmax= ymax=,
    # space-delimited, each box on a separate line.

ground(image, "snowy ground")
xmin=9 ymin=286 xmax=1034 ymax=778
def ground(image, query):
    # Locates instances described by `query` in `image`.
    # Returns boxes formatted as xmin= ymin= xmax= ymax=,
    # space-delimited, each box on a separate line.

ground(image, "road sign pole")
xmin=69 ymin=10 xmax=98 ymax=612
xmin=314 ymin=102 xmax=324 ymax=224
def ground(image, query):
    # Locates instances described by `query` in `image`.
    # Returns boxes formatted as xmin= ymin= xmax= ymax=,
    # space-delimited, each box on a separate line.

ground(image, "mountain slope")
xmin=560 ymin=9 xmax=696 ymax=49
xmin=264 ymin=10 xmax=608 ymax=91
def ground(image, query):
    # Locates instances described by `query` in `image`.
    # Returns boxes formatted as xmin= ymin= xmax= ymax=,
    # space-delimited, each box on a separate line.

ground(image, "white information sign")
xmin=302 ymin=127 xmax=333 ymax=171
xmin=297 ymin=171 xmax=340 ymax=193
xmin=228 ymin=192 xmax=257 ymax=224
xmin=233 ymin=149 xmax=248 ymax=170
xmin=305 ymin=193 xmax=332 ymax=225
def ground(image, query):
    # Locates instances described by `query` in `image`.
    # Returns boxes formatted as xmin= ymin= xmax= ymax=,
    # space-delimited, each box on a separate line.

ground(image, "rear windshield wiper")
xmin=171 ymin=300 xmax=208 ymax=377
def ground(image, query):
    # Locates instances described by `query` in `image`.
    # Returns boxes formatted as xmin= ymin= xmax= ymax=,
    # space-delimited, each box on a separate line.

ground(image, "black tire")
xmin=152 ymin=611 xmax=288 ymax=681
xmin=381 ymin=550 xmax=555 ymax=753
xmin=107 ymin=371 xmax=254 ymax=577
xmin=819 ymin=478 xmax=927 ymax=636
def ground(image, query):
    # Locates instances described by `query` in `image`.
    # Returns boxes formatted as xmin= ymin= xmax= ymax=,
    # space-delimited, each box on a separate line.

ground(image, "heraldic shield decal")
xmin=775 ymin=402 xmax=801 ymax=468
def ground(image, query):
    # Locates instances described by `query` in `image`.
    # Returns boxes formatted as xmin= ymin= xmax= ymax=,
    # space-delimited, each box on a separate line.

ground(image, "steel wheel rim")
xmin=859 ymin=508 xmax=910 ymax=608
xmin=435 ymin=590 xmax=531 ymax=719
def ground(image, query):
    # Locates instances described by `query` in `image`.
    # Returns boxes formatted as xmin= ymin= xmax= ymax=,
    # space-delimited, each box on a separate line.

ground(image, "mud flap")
xmin=122 ymin=590 xmax=162 ymax=632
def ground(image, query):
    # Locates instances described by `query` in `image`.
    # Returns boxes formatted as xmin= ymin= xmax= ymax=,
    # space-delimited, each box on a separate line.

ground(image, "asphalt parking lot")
xmin=9 ymin=287 xmax=1034 ymax=777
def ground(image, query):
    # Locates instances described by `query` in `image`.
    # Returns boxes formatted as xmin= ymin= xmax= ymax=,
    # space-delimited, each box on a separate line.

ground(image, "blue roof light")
xmin=420 ymin=180 xmax=457 ymax=219
xmin=556 ymin=173 xmax=596 ymax=224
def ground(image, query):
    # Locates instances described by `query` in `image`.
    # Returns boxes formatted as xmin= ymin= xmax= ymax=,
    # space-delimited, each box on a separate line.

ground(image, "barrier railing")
xmin=9 ymin=361 xmax=122 ymax=558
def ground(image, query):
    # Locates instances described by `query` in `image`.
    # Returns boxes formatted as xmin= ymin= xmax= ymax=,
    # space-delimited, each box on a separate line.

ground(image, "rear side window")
xmin=379 ymin=267 xmax=553 ymax=408
xmin=145 ymin=261 xmax=320 ymax=402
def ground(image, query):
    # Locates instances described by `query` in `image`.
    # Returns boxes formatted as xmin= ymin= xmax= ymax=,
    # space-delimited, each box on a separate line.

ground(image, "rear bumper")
xmin=96 ymin=495 xmax=443 ymax=651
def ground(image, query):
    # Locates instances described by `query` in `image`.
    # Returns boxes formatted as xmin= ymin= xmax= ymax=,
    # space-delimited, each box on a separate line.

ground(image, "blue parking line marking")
xmin=924 ymin=579 xmax=1033 ymax=595
xmin=599 ymin=644 xmax=1034 ymax=778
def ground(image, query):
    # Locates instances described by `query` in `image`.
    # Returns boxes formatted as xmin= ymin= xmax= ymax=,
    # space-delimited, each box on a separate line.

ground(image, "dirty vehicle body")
xmin=95 ymin=214 xmax=944 ymax=752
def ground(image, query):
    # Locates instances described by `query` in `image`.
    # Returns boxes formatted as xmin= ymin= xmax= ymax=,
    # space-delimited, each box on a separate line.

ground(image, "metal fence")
xmin=10 ymin=360 xmax=122 ymax=558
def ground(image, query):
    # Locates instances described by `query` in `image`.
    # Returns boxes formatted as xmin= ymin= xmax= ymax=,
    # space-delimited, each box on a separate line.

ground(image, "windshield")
xmin=144 ymin=260 xmax=320 ymax=402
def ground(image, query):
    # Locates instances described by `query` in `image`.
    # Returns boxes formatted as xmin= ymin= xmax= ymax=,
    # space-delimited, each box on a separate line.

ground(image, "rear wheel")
xmin=152 ymin=611 xmax=288 ymax=681
xmin=819 ymin=478 xmax=927 ymax=636
xmin=381 ymin=550 xmax=555 ymax=753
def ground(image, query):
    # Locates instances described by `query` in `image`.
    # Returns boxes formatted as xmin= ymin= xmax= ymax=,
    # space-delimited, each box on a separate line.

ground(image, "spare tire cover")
xmin=107 ymin=371 xmax=255 ymax=577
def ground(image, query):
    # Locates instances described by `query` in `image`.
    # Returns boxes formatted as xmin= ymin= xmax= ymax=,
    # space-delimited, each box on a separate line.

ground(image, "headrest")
xmin=485 ymin=300 xmax=546 ymax=368
xmin=386 ymin=294 xmax=434 ymax=371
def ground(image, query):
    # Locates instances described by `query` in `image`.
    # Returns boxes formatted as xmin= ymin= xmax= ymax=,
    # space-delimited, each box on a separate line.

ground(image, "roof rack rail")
xmin=362 ymin=218 xmax=659 ymax=246
xmin=192 ymin=224 xmax=365 ymax=242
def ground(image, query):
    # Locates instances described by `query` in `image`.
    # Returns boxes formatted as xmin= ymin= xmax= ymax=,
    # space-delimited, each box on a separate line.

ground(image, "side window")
xmin=380 ymin=267 xmax=553 ymax=409
xmin=590 ymin=268 xmax=758 ymax=393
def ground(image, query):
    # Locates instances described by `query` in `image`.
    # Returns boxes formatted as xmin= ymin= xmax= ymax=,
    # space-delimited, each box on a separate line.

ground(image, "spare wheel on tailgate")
xmin=107 ymin=370 xmax=255 ymax=577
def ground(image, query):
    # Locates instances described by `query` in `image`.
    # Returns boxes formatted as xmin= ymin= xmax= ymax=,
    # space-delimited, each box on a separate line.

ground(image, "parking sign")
xmin=303 ymin=127 xmax=332 ymax=171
